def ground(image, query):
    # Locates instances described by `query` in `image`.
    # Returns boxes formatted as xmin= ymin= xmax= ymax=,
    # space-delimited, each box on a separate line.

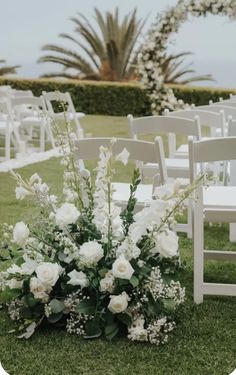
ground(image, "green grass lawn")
xmin=0 ymin=115 xmax=236 ymax=375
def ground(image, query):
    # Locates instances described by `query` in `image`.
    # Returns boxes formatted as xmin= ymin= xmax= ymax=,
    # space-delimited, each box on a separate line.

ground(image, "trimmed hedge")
xmin=0 ymin=78 xmax=150 ymax=116
xmin=0 ymin=77 xmax=235 ymax=116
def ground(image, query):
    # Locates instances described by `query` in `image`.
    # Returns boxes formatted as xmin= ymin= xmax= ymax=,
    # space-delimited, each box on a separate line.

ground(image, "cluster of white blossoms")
xmin=1 ymin=137 xmax=202 ymax=343
xmin=138 ymin=0 xmax=236 ymax=114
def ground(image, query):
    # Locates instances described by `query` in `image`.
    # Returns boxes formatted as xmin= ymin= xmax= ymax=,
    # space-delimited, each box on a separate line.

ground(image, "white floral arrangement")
xmin=138 ymin=0 xmax=236 ymax=114
xmin=0 ymin=122 xmax=204 ymax=344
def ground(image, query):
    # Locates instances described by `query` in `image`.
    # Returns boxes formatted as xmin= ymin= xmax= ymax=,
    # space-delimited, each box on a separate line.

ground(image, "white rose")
xmin=13 ymin=222 xmax=30 ymax=247
xmin=36 ymin=262 xmax=63 ymax=288
xmin=112 ymin=255 xmax=134 ymax=280
xmin=55 ymin=203 xmax=80 ymax=228
xmin=108 ymin=292 xmax=130 ymax=314
xmin=30 ymin=277 xmax=49 ymax=302
xmin=15 ymin=186 xmax=31 ymax=200
xmin=67 ymin=270 xmax=89 ymax=288
xmin=153 ymin=230 xmax=179 ymax=258
xmin=79 ymin=241 xmax=104 ymax=266
xmin=100 ymin=271 xmax=115 ymax=293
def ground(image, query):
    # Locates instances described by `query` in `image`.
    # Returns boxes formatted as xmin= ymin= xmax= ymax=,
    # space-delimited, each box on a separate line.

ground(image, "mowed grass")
xmin=0 ymin=115 xmax=236 ymax=375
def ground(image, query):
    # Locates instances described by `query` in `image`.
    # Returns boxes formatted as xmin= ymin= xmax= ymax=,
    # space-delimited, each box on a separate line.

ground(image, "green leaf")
xmin=98 ymin=268 xmax=108 ymax=278
xmin=22 ymin=293 xmax=39 ymax=308
xmin=130 ymin=275 xmax=139 ymax=288
xmin=76 ymin=298 xmax=96 ymax=315
xmin=0 ymin=287 xmax=21 ymax=303
xmin=47 ymin=312 xmax=63 ymax=324
xmin=105 ymin=321 xmax=119 ymax=340
xmin=163 ymin=299 xmax=178 ymax=313
xmin=49 ymin=299 xmax=65 ymax=314
xmin=117 ymin=313 xmax=132 ymax=327
xmin=84 ymin=320 xmax=102 ymax=339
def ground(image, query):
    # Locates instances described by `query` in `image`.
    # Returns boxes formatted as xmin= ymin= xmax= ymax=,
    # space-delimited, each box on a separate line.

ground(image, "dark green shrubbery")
xmin=0 ymin=77 xmax=234 ymax=116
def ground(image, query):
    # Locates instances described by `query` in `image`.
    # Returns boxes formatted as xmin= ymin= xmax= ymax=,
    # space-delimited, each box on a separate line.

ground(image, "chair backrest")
xmin=74 ymin=137 xmax=168 ymax=184
xmin=197 ymin=105 xmax=236 ymax=121
xmin=12 ymin=90 xmax=33 ymax=98
xmin=189 ymin=136 xmax=236 ymax=182
xmin=128 ymin=114 xmax=201 ymax=137
xmin=166 ymin=109 xmax=225 ymax=136
xmin=10 ymin=96 xmax=47 ymax=121
xmin=128 ymin=114 xmax=201 ymax=158
xmin=43 ymin=91 xmax=74 ymax=114
xmin=211 ymin=99 xmax=236 ymax=108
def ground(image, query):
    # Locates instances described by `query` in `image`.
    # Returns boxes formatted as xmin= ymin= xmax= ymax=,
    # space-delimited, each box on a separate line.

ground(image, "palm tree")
xmin=0 ymin=59 xmax=20 ymax=76
xmin=38 ymin=8 xmax=146 ymax=81
xmin=38 ymin=8 xmax=214 ymax=84
xmin=162 ymin=52 xmax=214 ymax=85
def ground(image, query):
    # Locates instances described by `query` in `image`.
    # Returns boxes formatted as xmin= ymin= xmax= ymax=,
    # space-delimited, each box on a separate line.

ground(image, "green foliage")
xmin=0 ymin=77 xmax=234 ymax=116
xmin=0 ymin=59 xmax=20 ymax=76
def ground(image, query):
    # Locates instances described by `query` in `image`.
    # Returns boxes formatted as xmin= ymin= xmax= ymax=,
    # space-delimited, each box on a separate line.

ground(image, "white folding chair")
xmin=0 ymin=101 xmax=22 ymax=160
xmin=128 ymin=114 xmax=201 ymax=180
xmin=11 ymin=96 xmax=55 ymax=151
xmin=43 ymin=91 xmax=85 ymax=138
xmin=211 ymin=99 xmax=236 ymax=108
xmin=197 ymin=105 xmax=236 ymax=123
xmin=165 ymin=109 xmax=226 ymax=158
xmin=189 ymin=137 xmax=236 ymax=303
xmin=74 ymin=137 xmax=167 ymax=211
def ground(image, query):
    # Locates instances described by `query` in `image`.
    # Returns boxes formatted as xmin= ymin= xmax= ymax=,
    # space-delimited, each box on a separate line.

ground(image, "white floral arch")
xmin=138 ymin=0 xmax=236 ymax=114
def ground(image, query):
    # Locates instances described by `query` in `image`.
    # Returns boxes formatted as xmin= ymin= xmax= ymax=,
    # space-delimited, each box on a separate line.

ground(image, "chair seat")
xmin=143 ymin=158 xmax=189 ymax=179
xmin=203 ymin=186 xmax=236 ymax=210
xmin=112 ymin=183 xmax=153 ymax=206
xmin=21 ymin=116 xmax=43 ymax=126
xmin=0 ymin=120 xmax=21 ymax=134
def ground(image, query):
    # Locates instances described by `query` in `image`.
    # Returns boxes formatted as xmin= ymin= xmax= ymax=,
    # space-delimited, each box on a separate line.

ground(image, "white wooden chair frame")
xmin=43 ymin=91 xmax=84 ymax=138
xmin=11 ymin=96 xmax=55 ymax=151
xmin=189 ymin=136 xmax=236 ymax=303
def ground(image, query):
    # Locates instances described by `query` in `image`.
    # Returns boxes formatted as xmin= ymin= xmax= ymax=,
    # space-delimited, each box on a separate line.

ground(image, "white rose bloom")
xmin=13 ymin=222 xmax=30 ymax=247
xmin=15 ymin=186 xmax=31 ymax=200
xmin=115 ymin=148 xmax=130 ymax=165
xmin=55 ymin=203 xmax=80 ymax=228
xmin=30 ymin=277 xmax=49 ymax=302
xmin=79 ymin=241 xmax=104 ymax=266
xmin=153 ymin=230 xmax=179 ymax=258
xmin=100 ymin=270 xmax=115 ymax=293
xmin=112 ymin=255 xmax=134 ymax=280
xmin=67 ymin=270 xmax=89 ymax=288
xmin=108 ymin=292 xmax=130 ymax=314
xmin=7 ymin=278 xmax=23 ymax=290
xmin=36 ymin=262 xmax=63 ymax=288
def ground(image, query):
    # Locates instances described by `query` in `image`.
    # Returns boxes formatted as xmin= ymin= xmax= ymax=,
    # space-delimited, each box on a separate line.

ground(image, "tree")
xmin=38 ymin=8 xmax=146 ymax=81
xmin=0 ymin=59 xmax=20 ymax=76
xmin=38 ymin=7 xmax=214 ymax=84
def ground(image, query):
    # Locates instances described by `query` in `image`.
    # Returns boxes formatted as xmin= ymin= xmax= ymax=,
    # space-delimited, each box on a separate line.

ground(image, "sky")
xmin=1 ymin=0 xmax=236 ymax=87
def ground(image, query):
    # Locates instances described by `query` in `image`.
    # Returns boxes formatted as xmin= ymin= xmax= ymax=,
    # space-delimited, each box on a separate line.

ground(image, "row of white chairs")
xmin=0 ymin=86 xmax=85 ymax=161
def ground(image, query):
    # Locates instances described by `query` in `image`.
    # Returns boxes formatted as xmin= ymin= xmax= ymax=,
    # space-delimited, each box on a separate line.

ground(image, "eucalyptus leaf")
xmin=76 ymin=299 xmax=96 ymax=315
xmin=47 ymin=312 xmax=63 ymax=324
xmin=130 ymin=275 xmax=139 ymax=288
xmin=105 ymin=322 xmax=119 ymax=340
xmin=84 ymin=320 xmax=102 ymax=339
xmin=49 ymin=299 xmax=65 ymax=314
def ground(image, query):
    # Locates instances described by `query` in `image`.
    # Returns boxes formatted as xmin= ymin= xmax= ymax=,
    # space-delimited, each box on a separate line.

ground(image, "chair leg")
xmin=39 ymin=125 xmax=45 ymax=152
xmin=5 ymin=130 xmax=11 ymax=160
xmin=187 ymin=199 xmax=192 ymax=239
xmin=193 ymin=202 xmax=204 ymax=304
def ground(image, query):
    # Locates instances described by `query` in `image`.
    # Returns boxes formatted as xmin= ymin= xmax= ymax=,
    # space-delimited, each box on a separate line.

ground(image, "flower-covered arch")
xmin=138 ymin=0 xmax=236 ymax=114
